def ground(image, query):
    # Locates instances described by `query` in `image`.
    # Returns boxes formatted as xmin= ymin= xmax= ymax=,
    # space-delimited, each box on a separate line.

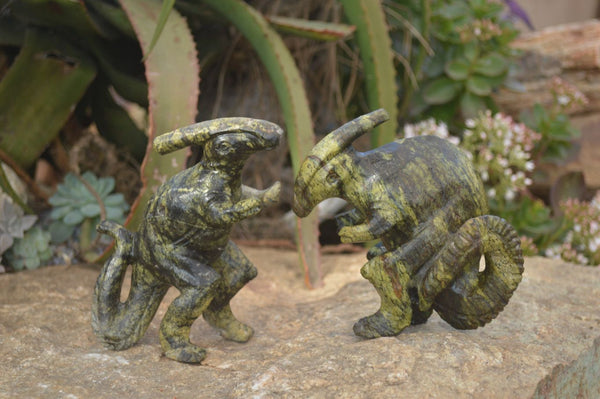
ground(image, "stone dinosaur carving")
xmin=293 ymin=109 xmax=524 ymax=338
xmin=92 ymin=118 xmax=281 ymax=363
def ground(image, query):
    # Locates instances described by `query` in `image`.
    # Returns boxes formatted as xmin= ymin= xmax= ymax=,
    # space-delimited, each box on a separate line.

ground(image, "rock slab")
xmin=1 ymin=248 xmax=599 ymax=398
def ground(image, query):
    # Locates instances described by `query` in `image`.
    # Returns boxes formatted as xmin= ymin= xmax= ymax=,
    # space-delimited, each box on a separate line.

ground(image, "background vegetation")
xmin=0 ymin=0 xmax=598 ymax=287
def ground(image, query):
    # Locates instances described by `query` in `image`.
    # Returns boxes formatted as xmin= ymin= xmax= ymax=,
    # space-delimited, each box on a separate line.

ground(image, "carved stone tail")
xmin=418 ymin=215 xmax=524 ymax=329
xmin=92 ymin=221 xmax=169 ymax=350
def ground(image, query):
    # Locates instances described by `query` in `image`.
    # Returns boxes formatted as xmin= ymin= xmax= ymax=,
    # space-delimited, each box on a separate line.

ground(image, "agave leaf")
xmin=88 ymin=81 xmax=147 ymax=160
xmin=0 ymin=163 xmax=30 ymax=213
xmin=340 ymin=0 xmax=398 ymax=147
xmin=202 ymin=0 xmax=322 ymax=287
xmin=266 ymin=15 xmax=356 ymax=41
xmin=85 ymin=37 xmax=149 ymax=107
xmin=4 ymin=0 xmax=114 ymax=38
xmin=0 ymin=28 xmax=96 ymax=169
xmin=118 ymin=0 xmax=199 ymax=231
xmin=0 ymin=15 xmax=25 ymax=46
xmin=143 ymin=0 xmax=176 ymax=60
xmin=85 ymin=0 xmax=137 ymax=38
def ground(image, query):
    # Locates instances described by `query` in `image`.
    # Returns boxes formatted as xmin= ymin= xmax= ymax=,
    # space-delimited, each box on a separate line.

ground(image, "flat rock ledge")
xmin=1 ymin=248 xmax=599 ymax=398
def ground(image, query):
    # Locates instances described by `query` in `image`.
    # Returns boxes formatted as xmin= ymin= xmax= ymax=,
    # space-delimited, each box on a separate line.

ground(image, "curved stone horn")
xmin=292 ymin=109 xmax=390 ymax=217
xmin=309 ymin=108 xmax=390 ymax=161
xmin=154 ymin=117 xmax=283 ymax=155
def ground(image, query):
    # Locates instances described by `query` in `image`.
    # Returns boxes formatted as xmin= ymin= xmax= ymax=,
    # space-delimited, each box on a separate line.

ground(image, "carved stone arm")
xmin=242 ymin=182 xmax=281 ymax=206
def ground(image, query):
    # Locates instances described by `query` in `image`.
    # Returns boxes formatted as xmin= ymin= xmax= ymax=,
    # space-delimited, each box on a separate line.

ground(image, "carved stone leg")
xmin=202 ymin=241 xmax=257 ymax=343
xmin=353 ymin=252 xmax=413 ymax=338
xmin=159 ymin=286 xmax=215 ymax=364
xmin=356 ymin=217 xmax=451 ymax=335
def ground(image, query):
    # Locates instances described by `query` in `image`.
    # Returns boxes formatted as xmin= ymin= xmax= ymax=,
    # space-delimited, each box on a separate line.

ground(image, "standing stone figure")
xmin=92 ymin=118 xmax=281 ymax=363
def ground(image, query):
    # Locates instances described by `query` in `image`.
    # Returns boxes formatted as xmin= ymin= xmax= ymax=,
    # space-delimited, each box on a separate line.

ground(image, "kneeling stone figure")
xmin=92 ymin=118 xmax=282 ymax=364
xmin=293 ymin=109 xmax=524 ymax=338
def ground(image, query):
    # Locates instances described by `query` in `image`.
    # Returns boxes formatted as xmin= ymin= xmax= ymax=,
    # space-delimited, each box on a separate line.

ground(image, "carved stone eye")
xmin=326 ymin=170 xmax=340 ymax=185
xmin=215 ymin=140 xmax=232 ymax=155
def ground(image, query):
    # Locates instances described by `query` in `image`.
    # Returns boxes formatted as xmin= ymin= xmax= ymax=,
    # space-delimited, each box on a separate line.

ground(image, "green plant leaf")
xmin=436 ymin=3 xmax=470 ymax=19
xmin=466 ymin=75 xmax=492 ymax=96
xmin=4 ymin=0 xmax=115 ymax=38
xmin=0 ymin=28 xmax=96 ymax=169
xmin=267 ymin=16 xmax=356 ymax=41
xmin=81 ymin=203 xmax=101 ymax=218
xmin=201 ymin=0 xmax=321 ymax=287
xmin=445 ymin=58 xmax=471 ymax=80
xmin=50 ymin=205 xmax=72 ymax=220
xmin=118 ymin=0 xmax=199 ymax=233
xmin=106 ymin=206 xmax=126 ymax=221
xmin=462 ymin=42 xmax=479 ymax=63
xmin=460 ymin=91 xmax=486 ymax=119
xmin=473 ymin=52 xmax=508 ymax=77
xmin=422 ymin=77 xmax=462 ymax=104
xmin=64 ymin=210 xmax=85 ymax=226
xmin=48 ymin=221 xmax=75 ymax=244
xmin=85 ymin=0 xmax=137 ymax=38
xmin=143 ymin=0 xmax=176 ymax=60
xmin=88 ymin=81 xmax=147 ymax=161
xmin=340 ymin=0 xmax=398 ymax=147
xmin=105 ymin=193 xmax=127 ymax=207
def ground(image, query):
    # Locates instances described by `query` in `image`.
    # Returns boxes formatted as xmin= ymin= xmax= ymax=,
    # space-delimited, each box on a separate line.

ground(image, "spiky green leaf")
xmin=340 ymin=0 xmax=398 ymax=147
xmin=0 ymin=29 xmax=96 ymax=169
xmin=118 ymin=0 xmax=199 ymax=232
xmin=267 ymin=16 xmax=356 ymax=41
xmin=201 ymin=0 xmax=322 ymax=287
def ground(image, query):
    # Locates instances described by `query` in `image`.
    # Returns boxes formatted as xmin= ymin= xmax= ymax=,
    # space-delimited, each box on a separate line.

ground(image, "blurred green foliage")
xmin=4 ymin=226 xmax=52 ymax=271
xmin=3 ymin=0 xmax=593 ymax=272
xmin=48 ymin=172 xmax=128 ymax=244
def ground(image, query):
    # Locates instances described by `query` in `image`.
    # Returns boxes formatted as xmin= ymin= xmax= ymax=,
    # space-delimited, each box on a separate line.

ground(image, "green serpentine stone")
xmin=92 ymin=118 xmax=282 ymax=364
xmin=293 ymin=109 xmax=524 ymax=338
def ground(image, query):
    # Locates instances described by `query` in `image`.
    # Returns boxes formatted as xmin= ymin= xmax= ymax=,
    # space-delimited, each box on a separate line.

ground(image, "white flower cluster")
xmin=403 ymin=118 xmax=460 ymax=146
xmin=457 ymin=19 xmax=503 ymax=42
xmin=549 ymin=76 xmax=589 ymax=112
xmin=549 ymin=192 xmax=600 ymax=265
xmin=461 ymin=111 xmax=540 ymax=203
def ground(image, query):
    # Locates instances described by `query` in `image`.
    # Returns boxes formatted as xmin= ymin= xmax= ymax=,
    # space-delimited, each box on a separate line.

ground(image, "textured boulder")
xmin=1 ymin=248 xmax=599 ymax=398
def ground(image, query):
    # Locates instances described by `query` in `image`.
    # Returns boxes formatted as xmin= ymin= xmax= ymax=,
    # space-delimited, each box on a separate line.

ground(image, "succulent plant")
xmin=48 ymin=172 xmax=129 ymax=244
xmin=0 ymin=192 xmax=37 ymax=266
xmin=416 ymin=0 xmax=518 ymax=122
xmin=4 ymin=227 xmax=52 ymax=271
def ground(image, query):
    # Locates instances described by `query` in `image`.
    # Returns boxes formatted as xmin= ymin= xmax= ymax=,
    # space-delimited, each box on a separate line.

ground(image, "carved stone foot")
xmin=203 ymin=305 xmax=254 ymax=343
xmin=163 ymin=343 xmax=207 ymax=364
xmin=353 ymin=310 xmax=410 ymax=339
